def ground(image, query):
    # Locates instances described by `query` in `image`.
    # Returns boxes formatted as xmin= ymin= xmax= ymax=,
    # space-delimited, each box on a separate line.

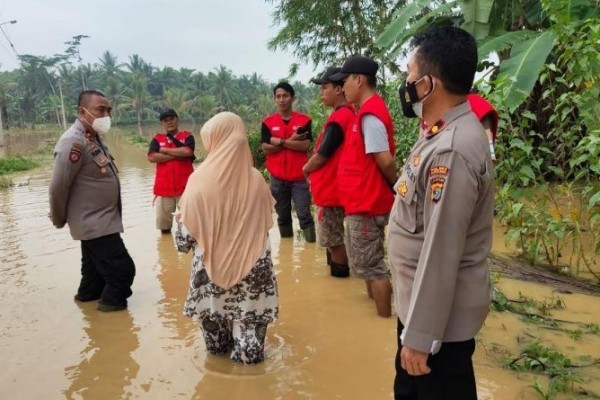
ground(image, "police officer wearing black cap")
xmin=303 ymin=67 xmax=355 ymax=278
xmin=148 ymin=108 xmax=195 ymax=233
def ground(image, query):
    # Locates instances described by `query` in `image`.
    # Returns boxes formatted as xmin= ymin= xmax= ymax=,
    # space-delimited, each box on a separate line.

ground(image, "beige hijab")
xmin=179 ymin=112 xmax=274 ymax=290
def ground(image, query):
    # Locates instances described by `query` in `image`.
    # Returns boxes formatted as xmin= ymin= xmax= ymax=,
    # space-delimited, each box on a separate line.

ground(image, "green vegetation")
xmin=491 ymin=282 xmax=600 ymax=399
xmin=0 ymin=156 xmax=39 ymax=189
xmin=0 ymin=156 xmax=38 ymax=175
xmin=0 ymin=50 xmax=317 ymax=138
xmin=372 ymin=0 xmax=600 ymax=280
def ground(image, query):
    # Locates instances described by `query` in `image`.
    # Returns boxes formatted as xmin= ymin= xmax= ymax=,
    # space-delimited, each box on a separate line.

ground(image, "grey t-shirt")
xmin=362 ymin=114 xmax=390 ymax=154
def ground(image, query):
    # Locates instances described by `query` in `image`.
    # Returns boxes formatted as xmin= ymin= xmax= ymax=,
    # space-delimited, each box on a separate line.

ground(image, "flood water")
xmin=1 ymin=127 xmax=599 ymax=400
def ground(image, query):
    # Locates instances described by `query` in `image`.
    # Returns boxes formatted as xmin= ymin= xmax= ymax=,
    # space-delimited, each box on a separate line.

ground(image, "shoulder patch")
xmin=429 ymin=165 xmax=450 ymax=202
xmin=430 ymin=178 xmax=445 ymax=202
xmin=69 ymin=143 xmax=84 ymax=164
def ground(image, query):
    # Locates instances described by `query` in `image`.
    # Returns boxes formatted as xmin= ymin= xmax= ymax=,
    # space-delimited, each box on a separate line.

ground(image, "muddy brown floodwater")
xmin=1 ymin=127 xmax=599 ymax=400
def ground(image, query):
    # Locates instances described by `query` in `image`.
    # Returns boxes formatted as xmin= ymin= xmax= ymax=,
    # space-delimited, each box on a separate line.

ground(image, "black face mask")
xmin=398 ymin=80 xmax=420 ymax=119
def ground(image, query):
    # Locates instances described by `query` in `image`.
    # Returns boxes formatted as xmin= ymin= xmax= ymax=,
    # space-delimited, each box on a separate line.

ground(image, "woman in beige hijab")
xmin=175 ymin=112 xmax=278 ymax=364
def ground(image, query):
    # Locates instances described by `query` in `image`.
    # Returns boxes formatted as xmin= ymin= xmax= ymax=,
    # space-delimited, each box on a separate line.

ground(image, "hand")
xmin=302 ymin=165 xmax=310 ymax=179
xmin=400 ymin=346 xmax=431 ymax=376
xmin=289 ymin=132 xmax=307 ymax=141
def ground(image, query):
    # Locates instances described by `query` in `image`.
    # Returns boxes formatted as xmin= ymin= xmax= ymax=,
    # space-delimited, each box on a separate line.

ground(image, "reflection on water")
xmin=64 ymin=306 xmax=140 ymax=399
xmin=0 ymin=127 xmax=599 ymax=400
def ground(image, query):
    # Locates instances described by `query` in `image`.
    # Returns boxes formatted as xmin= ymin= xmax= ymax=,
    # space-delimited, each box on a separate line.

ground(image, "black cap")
xmin=310 ymin=67 xmax=344 ymax=84
xmin=330 ymin=56 xmax=379 ymax=81
xmin=159 ymin=108 xmax=178 ymax=120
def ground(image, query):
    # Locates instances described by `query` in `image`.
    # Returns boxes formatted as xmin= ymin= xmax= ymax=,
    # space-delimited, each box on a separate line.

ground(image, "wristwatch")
xmin=280 ymin=139 xmax=286 ymax=147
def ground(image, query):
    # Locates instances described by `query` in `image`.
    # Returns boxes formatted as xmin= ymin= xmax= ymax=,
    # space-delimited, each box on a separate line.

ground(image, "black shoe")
xmin=160 ymin=229 xmax=171 ymax=234
xmin=330 ymin=262 xmax=350 ymax=278
xmin=74 ymin=294 xmax=101 ymax=302
xmin=97 ymin=302 xmax=127 ymax=312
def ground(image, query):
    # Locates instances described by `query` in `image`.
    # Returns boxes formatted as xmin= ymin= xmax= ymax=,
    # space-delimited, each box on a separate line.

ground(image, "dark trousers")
xmin=270 ymin=176 xmax=314 ymax=229
xmin=394 ymin=319 xmax=478 ymax=400
xmin=78 ymin=233 xmax=136 ymax=306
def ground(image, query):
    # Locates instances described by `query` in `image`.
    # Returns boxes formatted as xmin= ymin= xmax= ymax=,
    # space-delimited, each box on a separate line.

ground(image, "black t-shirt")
xmin=148 ymin=132 xmax=196 ymax=160
xmin=316 ymin=122 xmax=344 ymax=158
xmin=261 ymin=120 xmax=313 ymax=144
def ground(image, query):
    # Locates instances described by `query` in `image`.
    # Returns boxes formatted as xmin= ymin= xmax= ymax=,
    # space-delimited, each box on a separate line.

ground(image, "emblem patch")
xmin=68 ymin=143 xmax=83 ymax=164
xmin=429 ymin=165 xmax=450 ymax=202
xmin=397 ymin=181 xmax=408 ymax=198
xmin=412 ymin=155 xmax=421 ymax=167
xmin=429 ymin=166 xmax=449 ymax=176
xmin=430 ymin=177 xmax=445 ymax=202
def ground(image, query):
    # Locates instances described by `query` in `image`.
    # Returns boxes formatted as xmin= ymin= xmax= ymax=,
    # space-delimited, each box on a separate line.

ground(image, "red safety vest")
xmin=467 ymin=94 xmax=499 ymax=141
xmin=263 ymin=112 xmax=311 ymax=181
xmin=152 ymin=131 xmax=195 ymax=197
xmin=338 ymin=94 xmax=395 ymax=216
xmin=309 ymin=104 xmax=355 ymax=207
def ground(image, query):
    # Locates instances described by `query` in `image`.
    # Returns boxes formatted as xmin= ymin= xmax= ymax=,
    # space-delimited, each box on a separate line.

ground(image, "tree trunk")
xmin=137 ymin=108 xmax=143 ymax=136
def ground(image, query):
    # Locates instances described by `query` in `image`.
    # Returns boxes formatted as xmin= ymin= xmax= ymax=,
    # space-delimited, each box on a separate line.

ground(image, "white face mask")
xmin=92 ymin=116 xmax=111 ymax=134
xmin=411 ymin=77 xmax=435 ymax=119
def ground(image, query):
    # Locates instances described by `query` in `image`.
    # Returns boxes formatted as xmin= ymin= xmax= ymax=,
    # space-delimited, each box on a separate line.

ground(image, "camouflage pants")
xmin=316 ymin=206 xmax=345 ymax=248
xmin=345 ymin=214 xmax=390 ymax=280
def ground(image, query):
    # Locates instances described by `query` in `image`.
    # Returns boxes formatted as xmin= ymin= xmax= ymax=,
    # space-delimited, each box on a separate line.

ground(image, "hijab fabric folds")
xmin=179 ymin=112 xmax=275 ymax=290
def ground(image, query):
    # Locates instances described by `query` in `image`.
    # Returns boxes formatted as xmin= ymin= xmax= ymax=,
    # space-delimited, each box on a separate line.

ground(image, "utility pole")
xmin=0 ymin=19 xmax=18 ymax=147
xmin=0 ymin=103 xmax=4 ymax=147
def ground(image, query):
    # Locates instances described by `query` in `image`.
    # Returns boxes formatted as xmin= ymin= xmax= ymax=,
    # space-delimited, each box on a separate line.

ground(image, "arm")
xmin=49 ymin=140 xmax=83 ymax=228
xmin=261 ymin=122 xmax=283 ymax=155
xmin=373 ymin=151 xmax=397 ymax=185
xmin=303 ymin=123 xmax=344 ymax=177
xmin=159 ymin=146 xmax=193 ymax=158
xmin=303 ymin=154 xmax=328 ymax=178
xmin=362 ymin=115 xmax=397 ymax=185
xmin=175 ymin=219 xmax=197 ymax=253
xmin=282 ymin=121 xmax=312 ymax=152
xmin=481 ymin=117 xmax=496 ymax=161
xmin=148 ymin=135 xmax=195 ymax=161
xmin=402 ymin=152 xmax=478 ymax=353
xmin=148 ymin=152 xmax=176 ymax=163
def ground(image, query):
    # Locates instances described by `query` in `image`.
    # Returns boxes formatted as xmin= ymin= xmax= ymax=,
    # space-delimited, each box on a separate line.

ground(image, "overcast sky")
xmin=0 ymin=0 xmax=317 ymax=82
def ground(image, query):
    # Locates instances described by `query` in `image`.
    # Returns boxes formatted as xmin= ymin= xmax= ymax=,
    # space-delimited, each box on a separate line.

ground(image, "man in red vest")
xmin=303 ymin=67 xmax=355 ymax=277
xmin=148 ymin=108 xmax=195 ymax=233
xmin=261 ymin=82 xmax=316 ymax=242
xmin=330 ymin=56 xmax=397 ymax=317
xmin=467 ymin=93 xmax=499 ymax=161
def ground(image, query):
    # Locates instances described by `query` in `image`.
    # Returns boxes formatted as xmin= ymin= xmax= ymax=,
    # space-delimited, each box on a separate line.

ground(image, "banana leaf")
xmin=498 ymin=31 xmax=556 ymax=112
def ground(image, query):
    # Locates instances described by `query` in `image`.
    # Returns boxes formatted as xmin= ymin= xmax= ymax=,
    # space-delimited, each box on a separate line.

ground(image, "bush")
xmin=0 ymin=156 xmax=38 ymax=176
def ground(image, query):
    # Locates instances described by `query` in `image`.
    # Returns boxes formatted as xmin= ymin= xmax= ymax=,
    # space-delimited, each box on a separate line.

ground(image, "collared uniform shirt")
xmin=387 ymin=102 xmax=495 ymax=354
xmin=49 ymin=120 xmax=123 ymax=240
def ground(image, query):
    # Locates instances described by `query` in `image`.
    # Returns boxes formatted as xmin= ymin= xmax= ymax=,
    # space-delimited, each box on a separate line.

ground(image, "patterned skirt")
xmin=182 ymin=242 xmax=279 ymax=325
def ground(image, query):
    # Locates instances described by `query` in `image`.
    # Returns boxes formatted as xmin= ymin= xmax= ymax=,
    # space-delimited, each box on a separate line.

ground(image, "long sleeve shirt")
xmin=387 ymin=101 xmax=495 ymax=354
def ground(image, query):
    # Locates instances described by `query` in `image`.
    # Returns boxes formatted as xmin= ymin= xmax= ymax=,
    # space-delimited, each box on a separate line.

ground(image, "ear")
xmin=426 ymin=75 xmax=439 ymax=95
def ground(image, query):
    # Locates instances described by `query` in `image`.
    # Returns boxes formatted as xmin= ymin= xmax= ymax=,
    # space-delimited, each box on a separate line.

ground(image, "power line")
xmin=0 ymin=24 xmax=18 ymax=57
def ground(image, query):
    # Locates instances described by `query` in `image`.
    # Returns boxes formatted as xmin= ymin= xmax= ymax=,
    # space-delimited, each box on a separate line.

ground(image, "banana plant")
xmin=374 ymin=0 xmax=560 ymax=110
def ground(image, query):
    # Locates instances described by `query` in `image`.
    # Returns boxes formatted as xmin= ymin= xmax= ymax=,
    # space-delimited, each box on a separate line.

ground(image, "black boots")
xmin=330 ymin=261 xmax=350 ymax=278
xmin=279 ymin=224 xmax=294 ymax=238
xmin=303 ymin=225 xmax=316 ymax=243
xmin=280 ymin=224 xmax=316 ymax=243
